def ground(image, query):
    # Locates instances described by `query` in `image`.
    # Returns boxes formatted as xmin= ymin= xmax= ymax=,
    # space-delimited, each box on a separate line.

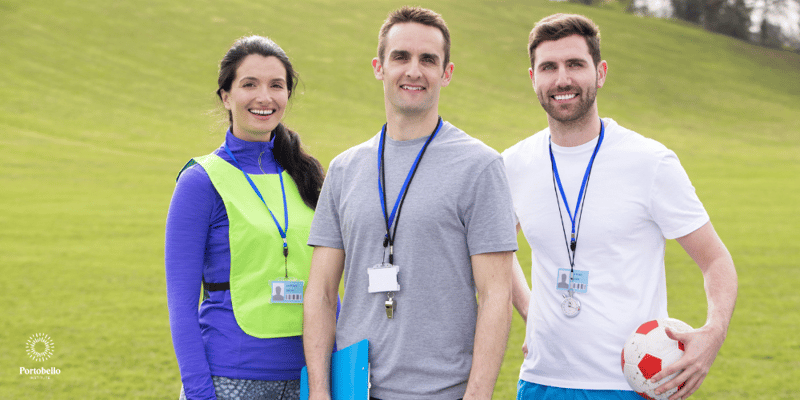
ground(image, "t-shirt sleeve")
xmin=649 ymin=151 xmax=710 ymax=240
xmin=165 ymin=165 xmax=217 ymax=400
xmin=308 ymin=159 xmax=344 ymax=249
xmin=463 ymin=157 xmax=519 ymax=255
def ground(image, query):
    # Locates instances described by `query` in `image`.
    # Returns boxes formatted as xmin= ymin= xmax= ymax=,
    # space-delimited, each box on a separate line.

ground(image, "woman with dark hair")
xmin=165 ymin=36 xmax=325 ymax=400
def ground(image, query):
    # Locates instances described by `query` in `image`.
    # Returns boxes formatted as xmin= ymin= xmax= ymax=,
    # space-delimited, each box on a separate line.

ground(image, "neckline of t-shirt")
xmin=382 ymin=122 xmax=446 ymax=148
xmin=549 ymin=132 xmax=601 ymax=155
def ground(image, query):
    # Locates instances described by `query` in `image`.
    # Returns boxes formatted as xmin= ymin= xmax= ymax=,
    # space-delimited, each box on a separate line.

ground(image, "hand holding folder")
xmin=300 ymin=339 xmax=369 ymax=400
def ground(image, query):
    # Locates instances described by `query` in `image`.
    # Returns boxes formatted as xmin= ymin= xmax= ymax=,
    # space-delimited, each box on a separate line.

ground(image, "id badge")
xmin=368 ymin=263 xmax=400 ymax=293
xmin=556 ymin=268 xmax=589 ymax=293
xmin=270 ymin=280 xmax=304 ymax=304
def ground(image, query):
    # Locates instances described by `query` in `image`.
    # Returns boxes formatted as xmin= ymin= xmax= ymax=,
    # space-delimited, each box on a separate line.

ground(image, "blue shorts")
xmin=517 ymin=380 xmax=642 ymax=400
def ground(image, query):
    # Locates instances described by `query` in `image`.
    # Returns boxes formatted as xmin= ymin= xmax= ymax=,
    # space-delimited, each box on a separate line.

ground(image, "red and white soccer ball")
xmin=621 ymin=318 xmax=692 ymax=400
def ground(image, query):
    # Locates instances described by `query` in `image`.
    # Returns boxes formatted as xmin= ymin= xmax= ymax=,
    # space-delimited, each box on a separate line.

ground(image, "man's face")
xmin=530 ymin=35 xmax=606 ymax=123
xmin=373 ymin=22 xmax=454 ymax=117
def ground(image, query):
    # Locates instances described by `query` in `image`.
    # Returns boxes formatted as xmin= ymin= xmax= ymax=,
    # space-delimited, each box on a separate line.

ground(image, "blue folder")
xmin=300 ymin=339 xmax=369 ymax=400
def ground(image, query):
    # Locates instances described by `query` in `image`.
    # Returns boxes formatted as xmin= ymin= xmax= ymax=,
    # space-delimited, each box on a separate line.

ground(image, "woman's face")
xmin=220 ymin=55 xmax=289 ymax=142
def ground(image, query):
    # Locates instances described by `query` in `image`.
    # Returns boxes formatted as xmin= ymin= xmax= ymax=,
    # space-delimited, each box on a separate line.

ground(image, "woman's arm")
xmin=165 ymin=165 xmax=218 ymax=400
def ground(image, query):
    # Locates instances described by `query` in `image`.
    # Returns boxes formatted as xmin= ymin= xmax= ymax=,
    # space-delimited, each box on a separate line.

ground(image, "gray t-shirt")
xmin=308 ymin=121 xmax=518 ymax=400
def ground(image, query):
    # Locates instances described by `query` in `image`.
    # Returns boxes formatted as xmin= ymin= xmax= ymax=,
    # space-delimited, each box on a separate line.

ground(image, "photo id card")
xmin=270 ymin=280 xmax=304 ymax=304
xmin=368 ymin=263 xmax=400 ymax=293
xmin=556 ymin=268 xmax=589 ymax=293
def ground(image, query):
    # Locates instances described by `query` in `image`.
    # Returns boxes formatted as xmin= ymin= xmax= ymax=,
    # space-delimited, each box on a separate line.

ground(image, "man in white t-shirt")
xmin=503 ymin=13 xmax=738 ymax=400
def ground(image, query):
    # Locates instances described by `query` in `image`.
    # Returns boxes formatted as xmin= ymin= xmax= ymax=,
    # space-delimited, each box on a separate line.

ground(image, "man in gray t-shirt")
xmin=303 ymin=7 xmax=518 ymax=400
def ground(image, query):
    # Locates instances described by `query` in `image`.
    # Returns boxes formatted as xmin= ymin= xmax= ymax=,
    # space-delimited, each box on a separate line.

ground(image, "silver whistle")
xmin=385 ymin=298 xmax=396 ymax=319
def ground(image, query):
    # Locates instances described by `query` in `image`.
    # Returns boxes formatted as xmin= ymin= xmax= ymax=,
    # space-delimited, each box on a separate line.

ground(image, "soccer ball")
xmin=621 ymin=318 xmax=692 ymax=400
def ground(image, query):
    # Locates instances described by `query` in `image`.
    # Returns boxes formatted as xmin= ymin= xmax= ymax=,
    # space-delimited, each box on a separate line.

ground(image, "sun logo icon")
xmin=26 ymin=333 xmax=55 ymax=362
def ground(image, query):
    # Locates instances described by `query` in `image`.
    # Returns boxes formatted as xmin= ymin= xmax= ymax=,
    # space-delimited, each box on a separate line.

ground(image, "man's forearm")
xmin=677 ymin=222 xmax=738 ymax=336
xmin=302 ymin=292 xmax=337 ymax=398
xmin=511 ymin=253 xmax=530 ymax=323
xmin=464 ymin=287 xmax=512 ymax=399
xmin=303 ymin=247 xmax=345 ymax=400
xmin=464 ymin=251 xmax=513 ymax=399
xmin=701 ymin=254 xmax=737 ymax=339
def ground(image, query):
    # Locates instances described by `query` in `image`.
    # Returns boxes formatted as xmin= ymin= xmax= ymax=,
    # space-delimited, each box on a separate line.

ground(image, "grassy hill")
xmin=1 ymin=0 xmax=798 ymax=398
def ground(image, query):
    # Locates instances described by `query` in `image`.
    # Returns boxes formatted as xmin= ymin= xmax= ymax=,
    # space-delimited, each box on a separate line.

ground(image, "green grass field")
xmin=1 ymin=0 xmax=798 ymax=398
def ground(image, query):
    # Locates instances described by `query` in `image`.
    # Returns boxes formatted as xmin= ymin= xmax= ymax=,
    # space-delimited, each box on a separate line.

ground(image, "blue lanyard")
xmin=377 ymin=117 xmax=442 ymax=264
xmin=549 ymin=119 xmax=604 ymax=259
xmin=224 ymin=141 xmax=289 ymax=261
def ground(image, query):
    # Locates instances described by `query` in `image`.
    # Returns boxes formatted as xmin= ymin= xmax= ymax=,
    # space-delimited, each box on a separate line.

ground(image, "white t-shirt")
xmin=502 ymin=118 xmax=709 ymax=390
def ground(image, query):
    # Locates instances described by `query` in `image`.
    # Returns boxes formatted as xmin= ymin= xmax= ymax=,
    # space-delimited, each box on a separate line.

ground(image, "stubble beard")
xmin=539 ymin=82 xmax=598 ymax=124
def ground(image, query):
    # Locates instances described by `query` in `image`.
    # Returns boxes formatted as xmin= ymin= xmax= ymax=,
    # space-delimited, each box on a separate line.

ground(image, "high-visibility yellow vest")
xmin=187 ymin=154 xmax=314 ymax=338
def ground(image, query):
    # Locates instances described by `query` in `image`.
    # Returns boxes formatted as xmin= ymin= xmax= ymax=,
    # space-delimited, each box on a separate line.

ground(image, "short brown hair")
xmin=528 ymin=13 xmax=601 ymax=68
xmin=377 ymin=6 xmax=451 ymax=68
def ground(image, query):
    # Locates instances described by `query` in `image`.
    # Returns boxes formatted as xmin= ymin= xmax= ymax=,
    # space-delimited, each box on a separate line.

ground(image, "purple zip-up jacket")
xmin=165 ymin=131 xmax=304 ymax=400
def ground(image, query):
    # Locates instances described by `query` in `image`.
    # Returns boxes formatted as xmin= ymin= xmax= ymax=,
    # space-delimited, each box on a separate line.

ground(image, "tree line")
xmin=573 ymin=0 xmax=800 ymax=52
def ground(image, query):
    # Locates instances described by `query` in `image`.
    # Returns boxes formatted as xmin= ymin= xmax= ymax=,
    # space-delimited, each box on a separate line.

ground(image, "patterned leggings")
xmin=179 ymin=376 xmax=300 ymax=400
